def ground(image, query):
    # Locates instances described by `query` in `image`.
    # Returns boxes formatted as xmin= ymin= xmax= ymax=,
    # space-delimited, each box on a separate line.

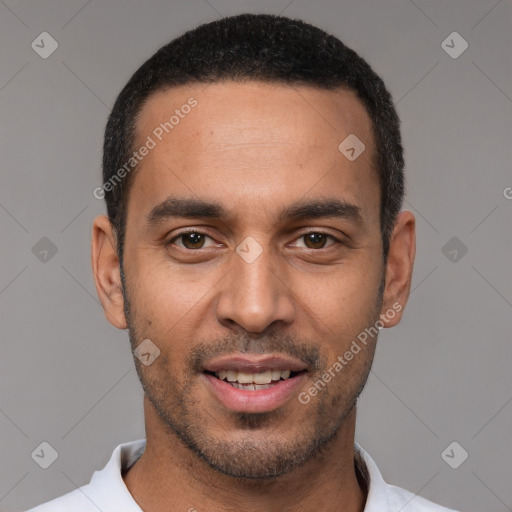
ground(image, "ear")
xmin=91 ymin=215 xmax=127 ymax=329
xmin=380 ymin=210 xmax=416 ymax=328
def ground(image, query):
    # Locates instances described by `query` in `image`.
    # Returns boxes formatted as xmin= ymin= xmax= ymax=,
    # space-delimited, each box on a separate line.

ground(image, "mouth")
xmin=204 ymin=369 xmax=306 ymax=390
xmin=202 ymin=355 xmax=309 ymax=413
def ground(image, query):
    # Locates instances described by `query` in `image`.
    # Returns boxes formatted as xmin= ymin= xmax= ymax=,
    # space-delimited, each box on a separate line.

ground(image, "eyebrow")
xmin=279 ymin=199 xmax=363 ymax=226
xmin=146 ymin=196 xmax=364 ymax=228
xmin=146 ymin=197 xmax=225 ymax=227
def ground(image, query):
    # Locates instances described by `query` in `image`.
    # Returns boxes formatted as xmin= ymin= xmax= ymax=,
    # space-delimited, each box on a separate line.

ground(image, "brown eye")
xmin=170 ymin=232 xmax=216 ymax=249
xmin=181 ymin=233 xmax=205 ymax=249
xmin=289 ymin=232 xmax=339 ymax=250
xmin=303 ymin=232 xmax=329 ymax=249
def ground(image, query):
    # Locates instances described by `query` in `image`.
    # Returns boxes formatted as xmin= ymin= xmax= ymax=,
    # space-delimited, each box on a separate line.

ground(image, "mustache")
xmin=187 ymin=330 xmax=324 ymax=373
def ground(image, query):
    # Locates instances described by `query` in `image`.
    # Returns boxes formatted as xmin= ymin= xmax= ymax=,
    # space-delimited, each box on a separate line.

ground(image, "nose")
xmin=215 ymin=242 xmax=295 ymax=333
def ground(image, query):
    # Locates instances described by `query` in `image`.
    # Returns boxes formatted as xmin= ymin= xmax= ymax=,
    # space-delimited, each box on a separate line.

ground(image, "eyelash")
xmin=165 ymin=229 xmax=342 ymax=250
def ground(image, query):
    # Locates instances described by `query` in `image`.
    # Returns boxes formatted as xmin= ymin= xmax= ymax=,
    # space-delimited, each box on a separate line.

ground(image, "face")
xmin=93 ymin=81 xmax=414 ymax=479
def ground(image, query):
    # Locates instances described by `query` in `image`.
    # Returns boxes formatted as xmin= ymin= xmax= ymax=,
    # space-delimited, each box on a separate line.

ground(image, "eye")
xmin=169 ymin=231 xmax=218 ymax=250
xmin=292 ymin=232 xmax=338 ymax=249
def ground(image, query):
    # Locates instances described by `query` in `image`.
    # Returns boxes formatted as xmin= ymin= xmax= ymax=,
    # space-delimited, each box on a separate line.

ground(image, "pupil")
xmin=184 ymin=233 xmax=204 ymax=248
xmin=306 ymin=233 xmax=326 ymax=248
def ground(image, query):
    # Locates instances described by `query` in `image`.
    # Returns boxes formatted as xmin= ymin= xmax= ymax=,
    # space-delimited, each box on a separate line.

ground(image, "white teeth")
xmin=237 ymin=371 xmax=254 ymax=384
xmin=230 ymin=382 xmax=275 ymax=390
xmin=226 ymin=370 xmax=238 ymax=382
xmin=253 ymin=370 xmax=272 ymax=385
xmin=214 ymin=369 xmax=295 ymax=384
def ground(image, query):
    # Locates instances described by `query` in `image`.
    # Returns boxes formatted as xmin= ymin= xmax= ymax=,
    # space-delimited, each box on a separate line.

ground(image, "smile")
xmin=207 ymin=369 xmax=303 ymax=390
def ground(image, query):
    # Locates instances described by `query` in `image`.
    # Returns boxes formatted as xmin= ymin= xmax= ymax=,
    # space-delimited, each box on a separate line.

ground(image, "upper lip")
xmin=203 ymin=354 xmax=308 ymax=373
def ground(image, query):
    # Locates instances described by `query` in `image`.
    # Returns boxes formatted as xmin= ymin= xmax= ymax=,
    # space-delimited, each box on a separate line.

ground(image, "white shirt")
xmin=27 ymin=439 xmax=458 ymax=512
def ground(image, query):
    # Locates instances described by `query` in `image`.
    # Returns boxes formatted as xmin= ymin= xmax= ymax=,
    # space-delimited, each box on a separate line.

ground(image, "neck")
xmin=124 ymin=398 xmax=367 ymax=512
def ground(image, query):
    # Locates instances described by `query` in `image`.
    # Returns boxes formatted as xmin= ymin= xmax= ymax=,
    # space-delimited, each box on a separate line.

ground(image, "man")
xmin=28 ymin=13 xmax=458 ymax=512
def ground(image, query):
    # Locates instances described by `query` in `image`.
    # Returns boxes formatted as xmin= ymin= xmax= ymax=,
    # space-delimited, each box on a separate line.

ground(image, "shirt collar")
xmin=354 ymin=441 xmax=391 ymax=511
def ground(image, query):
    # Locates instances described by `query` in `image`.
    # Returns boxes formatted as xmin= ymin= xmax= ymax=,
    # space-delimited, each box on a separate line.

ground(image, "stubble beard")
xmin=120 ymin=265 xmax=383 ymax=480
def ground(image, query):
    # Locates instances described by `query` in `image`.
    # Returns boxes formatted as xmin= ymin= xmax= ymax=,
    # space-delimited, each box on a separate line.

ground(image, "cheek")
xmin=291 ymin=264 xmax=382 ymax=377
xmin=133 ymin=256 xmax=213 ymax=321
xmin=297 ymin=262 xmax=380 ymax=325
xmin=127 ymin=260 xmax=219 ymax=372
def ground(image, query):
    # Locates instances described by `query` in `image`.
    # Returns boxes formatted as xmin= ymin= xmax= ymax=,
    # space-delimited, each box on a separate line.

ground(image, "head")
xmin=92 ymin=14 xmax=415 ymax=479
xmin=102 ymin=13 xmax=405 ymax=265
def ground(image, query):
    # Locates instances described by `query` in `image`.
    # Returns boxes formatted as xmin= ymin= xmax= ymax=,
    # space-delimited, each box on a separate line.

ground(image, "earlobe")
xmin=91 ymin=215 xmax=128 ymax=330
xmin=380 ymin=210 xmax=416 ymax=328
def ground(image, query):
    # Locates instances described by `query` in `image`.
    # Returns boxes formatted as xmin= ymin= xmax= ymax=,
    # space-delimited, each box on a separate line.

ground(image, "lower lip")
xmin=202 ymin=372 xmax=308 ymax=413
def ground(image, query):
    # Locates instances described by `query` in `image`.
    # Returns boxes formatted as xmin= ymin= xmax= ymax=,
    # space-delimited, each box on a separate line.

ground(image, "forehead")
xmin=129 ymin=81 xmax=378 ymax=226
xmin=136 ymin=81 xmax=373 ymax=154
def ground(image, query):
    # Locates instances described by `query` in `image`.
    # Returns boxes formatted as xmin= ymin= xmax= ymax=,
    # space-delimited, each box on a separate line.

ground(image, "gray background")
xmin=1 ymin=1 xmax=511 ymax=511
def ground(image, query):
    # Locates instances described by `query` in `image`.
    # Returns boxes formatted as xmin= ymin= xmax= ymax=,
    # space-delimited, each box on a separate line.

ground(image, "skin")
xmin=91 ymin=81 xmax=415 ymax=512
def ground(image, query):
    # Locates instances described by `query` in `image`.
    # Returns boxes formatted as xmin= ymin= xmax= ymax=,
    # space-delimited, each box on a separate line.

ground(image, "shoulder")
xmin=25 ymin=439 xmax=146 ymax=512
xmin=355 ymin=443 xmax=459 ymax=512
xmin=385 ymin=483 xmax=459 ymax=511
xmin=26 ymin=487 xmax=97 ymax=512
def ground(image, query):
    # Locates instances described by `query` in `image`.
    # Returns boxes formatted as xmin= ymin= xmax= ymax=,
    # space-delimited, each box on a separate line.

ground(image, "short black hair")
xmin=102 ymin=13 xmax=404 ymax=264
